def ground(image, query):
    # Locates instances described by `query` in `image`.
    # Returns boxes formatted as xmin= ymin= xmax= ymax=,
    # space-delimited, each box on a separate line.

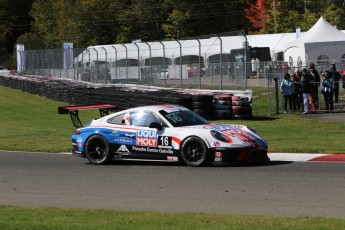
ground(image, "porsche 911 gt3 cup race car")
xmin=59 ymin=104 xmax=269 ymax=166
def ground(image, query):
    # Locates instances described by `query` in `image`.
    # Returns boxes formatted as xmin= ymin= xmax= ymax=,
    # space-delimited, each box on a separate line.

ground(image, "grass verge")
xmin=0 ymin=206 xmax=344 ymax=230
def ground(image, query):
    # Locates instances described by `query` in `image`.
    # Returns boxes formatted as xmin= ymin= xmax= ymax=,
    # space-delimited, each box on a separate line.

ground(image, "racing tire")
xmin=85 ymin=135 xmax=112 ymax=165
xmin=180 ymin=137 xmax=210 ymax=167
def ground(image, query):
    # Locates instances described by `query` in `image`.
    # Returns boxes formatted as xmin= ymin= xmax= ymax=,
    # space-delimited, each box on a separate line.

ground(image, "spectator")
xmin=280 ymin=73 xmax=295 ymax=113
xmin=291 ymin=73 xmax=301 ymax=111
xmin=308 ymin=63 xmax=320 ymax=111
xmin=321 ymin=71 xmax=333 ymax=113
xmin=329 ymin=63 xmax=341 ymax=103
xmin=300 ymin=69 xmax=313 ymax=114
xmin=309 ymin=63 xmax=321 ymax=111
xmin=295 ymin=68 xmax=304 ymax=110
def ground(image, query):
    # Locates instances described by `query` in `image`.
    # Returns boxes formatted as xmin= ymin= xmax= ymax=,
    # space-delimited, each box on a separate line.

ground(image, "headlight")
xmin=210 ymin=130 xmax=229 ymax=143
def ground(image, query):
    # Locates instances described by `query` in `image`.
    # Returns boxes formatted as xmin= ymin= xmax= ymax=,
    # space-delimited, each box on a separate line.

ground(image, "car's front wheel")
xmin=85 ymin=135 xmax=111 ymax=165
xmin=180 ymin=137 xmax=210 ymax=166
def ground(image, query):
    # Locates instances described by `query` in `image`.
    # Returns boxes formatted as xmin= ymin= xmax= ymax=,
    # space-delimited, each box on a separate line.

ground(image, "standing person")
xmin=309 ymin=63 xmax=321 ymax=110
xmin=300 ymin=69 xmax=313 ymax=114
xmin=329 ymin=62 xmax=341 ymax=103
xmin=291 ymin=73 xmax=300 ymax=111
xmin=280 ymin=73 xmax=295 ymax=113
xmin=295 ymin=69 xmax=304 ymax=110
xmin=321 ymin=71 xmax=334 ymax=113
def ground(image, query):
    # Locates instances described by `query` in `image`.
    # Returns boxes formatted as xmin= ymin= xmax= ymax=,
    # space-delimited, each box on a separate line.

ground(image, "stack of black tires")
xmin=191 ymin=94 xmax=215 ymax=120
xmin=231 ymin=96 xmax=252 ymax=119
xmin=213 ymin=94 xmax=233 ymax=120
xmin=0 ymin=74 xmax=253 ymax=120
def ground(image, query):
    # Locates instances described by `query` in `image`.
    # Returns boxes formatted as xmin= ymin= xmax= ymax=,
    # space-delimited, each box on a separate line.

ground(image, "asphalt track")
xmin=0 ymin=151 xmax=344 ymax=218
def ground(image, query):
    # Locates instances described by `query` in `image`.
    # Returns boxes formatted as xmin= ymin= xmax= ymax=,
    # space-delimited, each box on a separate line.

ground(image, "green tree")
xmin=16 ymin=32 xmax=44 ymax=50
xmin=0 ymin=0 xmax=33 ymax=66
xmin=30 ymin=0 xmax=59 ymax=48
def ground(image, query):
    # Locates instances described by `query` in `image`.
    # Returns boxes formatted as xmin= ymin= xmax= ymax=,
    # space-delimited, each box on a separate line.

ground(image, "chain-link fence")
xmin=20 ymin=47 xmax=345 ymax=89
xmin=16 ymin=33 xmax=345 ymax=117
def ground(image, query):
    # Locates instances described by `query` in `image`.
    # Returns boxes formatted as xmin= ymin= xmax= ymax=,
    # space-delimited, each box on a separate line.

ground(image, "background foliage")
xmin=1 ymin=0 xmax=345 ymax=67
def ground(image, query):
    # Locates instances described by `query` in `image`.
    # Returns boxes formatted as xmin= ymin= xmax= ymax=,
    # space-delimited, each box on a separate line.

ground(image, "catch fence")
xmin=16 ymin=41 xmax=345 ymax=117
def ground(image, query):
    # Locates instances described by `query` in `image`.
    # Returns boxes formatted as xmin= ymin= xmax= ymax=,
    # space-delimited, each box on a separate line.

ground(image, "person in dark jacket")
xmin=321 ymin=71 xmax=334 ymax=113
xmin=300 ymin=68 xmax=313 ymax=114
xmin=291 ymin=73 xmax=301 ymax=111
xmin=309 ymin=63 xmax=320 ymax=109
xmin=329 ymin=63 xmax=341 ymax=103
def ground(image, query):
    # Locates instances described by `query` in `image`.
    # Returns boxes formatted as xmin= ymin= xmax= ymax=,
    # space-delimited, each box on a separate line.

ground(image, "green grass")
xmin=1 ymin=85 xmax=344 ymax=153
xmin=0 ymin=206 xmax=344 ymax=230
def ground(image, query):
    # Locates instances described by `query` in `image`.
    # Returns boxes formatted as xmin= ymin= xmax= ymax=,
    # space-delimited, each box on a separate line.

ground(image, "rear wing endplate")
xmin=58 ymin=104 xmax=118 ymax=128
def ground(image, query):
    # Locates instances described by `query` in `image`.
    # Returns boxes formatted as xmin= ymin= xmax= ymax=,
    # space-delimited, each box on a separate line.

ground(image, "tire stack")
xmin=192 ymin=94 xmax=215 ymax=120
xmin=231 ymin=96 xmax=252 ymax=119
xmin=213 ymin=94 xmax=233 ymax=120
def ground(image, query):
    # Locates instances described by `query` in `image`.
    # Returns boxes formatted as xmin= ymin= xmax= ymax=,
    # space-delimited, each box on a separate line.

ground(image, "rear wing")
xmin=58 ymin=104 xmax=118 ymax=128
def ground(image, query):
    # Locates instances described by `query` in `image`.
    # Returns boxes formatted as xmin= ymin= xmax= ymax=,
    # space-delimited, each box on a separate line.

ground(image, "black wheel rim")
xmin=88 ymin=139 xmax=107 ymax=161
xmin=184 ymin=141 xmax=205 ymax=163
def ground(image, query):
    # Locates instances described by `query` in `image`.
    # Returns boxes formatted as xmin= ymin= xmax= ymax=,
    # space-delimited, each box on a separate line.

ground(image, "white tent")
xmin=79 ymin=33 xmax=298 ymax=65
xmin=282 ymin=17 xmax=345 ymax=67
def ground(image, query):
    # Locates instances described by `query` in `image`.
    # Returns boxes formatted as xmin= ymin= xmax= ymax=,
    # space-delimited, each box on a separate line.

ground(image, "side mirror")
xmin=149 ymin=122 xmax=163 ymax=130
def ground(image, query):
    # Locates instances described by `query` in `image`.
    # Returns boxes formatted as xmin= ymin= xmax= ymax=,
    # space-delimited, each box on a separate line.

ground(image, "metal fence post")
xmin=159 ymin=41 xmax=166 ymax=88
xmin=101 ymin=47 xmax=108 ymax=84
xmin=175 ymin=39 xmax=183 ymax=88
xmin=144 ymin=42 xmax=152 ymax=85
xmin=122 ymin=44 xmax=128 ymax=84
xmin=196 ymin=38 xmax=201 ymax=89
xmin=133 ymin=43 xmax=140 ymax=85
xmin=216 ymin=35 xmax=223 ymax=90
xmin=274 ymin=77 xmax=279 ymax=114
xmin=112 ymin=45 xmax=117 ymax=82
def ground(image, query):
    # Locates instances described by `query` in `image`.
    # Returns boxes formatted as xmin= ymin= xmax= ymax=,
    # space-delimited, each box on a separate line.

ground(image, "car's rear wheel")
xmin=180 ymin=137 xmax=210 ymax=166
xmin=85 ymin=135 xmax=111 ymax=165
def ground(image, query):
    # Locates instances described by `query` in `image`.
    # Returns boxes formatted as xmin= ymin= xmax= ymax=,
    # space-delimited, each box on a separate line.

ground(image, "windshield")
xmin=159 ymin=109 xmax=209 ymax=127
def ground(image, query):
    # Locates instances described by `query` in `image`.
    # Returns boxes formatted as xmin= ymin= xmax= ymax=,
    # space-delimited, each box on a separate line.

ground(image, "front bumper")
xmin=211 ymin=147 xmax=269 ymax=165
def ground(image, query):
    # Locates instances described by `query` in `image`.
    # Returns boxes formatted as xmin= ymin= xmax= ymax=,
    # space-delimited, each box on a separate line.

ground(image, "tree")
xmin=244 ymin=0 xmax=272 ymax=34
xmin=30 ymin=0 xmax=59 ymax=48
xmin=0 ymin=0 xmax=33 ymax=66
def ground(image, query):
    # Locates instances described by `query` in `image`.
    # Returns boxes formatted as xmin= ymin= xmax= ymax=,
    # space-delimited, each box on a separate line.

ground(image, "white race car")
xmin=59 ymin=104 xmax=269 ymax=166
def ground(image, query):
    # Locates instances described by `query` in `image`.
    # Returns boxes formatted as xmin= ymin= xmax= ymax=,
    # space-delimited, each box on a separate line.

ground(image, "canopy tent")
xmin=76 ymin=33 xmax=299 ymax=66
xmin=282 ymin=17 xmax=345 ymax=67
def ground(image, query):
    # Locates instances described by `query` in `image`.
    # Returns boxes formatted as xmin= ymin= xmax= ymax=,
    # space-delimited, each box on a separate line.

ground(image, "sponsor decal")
xmin=213 ymin=147 xmax=227 ymax=151
xmin=117 ymin=145 xmax=129 ymax=152
xmin=215 ymin=152 xmax=223 ymax=157
xmin=213 ymin=141 xmax=221 ymax=147
xmin=167 ymin=156 xmax=178 ymax=161
xmin=117 ymin=145 xmax=130 ymax=153
xmin=131 ymin=146 xmax=173 ymax=154
xmin=123 ymin=131 xmax=135 ymax=138
xmin=214 ymin=157 xmax=222 ymax=162
xmin=112 ymin=137 xmax=136 ymax=145
xmin=132 ymin=146 xmax=146 ymax=152
xmin=77 ymin=137 xmax=83 ymax=143
xmin=136 ymin=129 xmax=158 ymax=147
xmin=158 ymin=148 xmax=173 ymax=154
